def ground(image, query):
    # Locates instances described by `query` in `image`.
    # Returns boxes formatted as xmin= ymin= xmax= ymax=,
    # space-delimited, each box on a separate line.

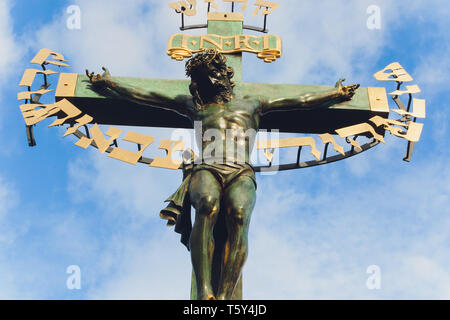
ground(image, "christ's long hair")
xmin=185 ymin=49 xmax=235 ymax=107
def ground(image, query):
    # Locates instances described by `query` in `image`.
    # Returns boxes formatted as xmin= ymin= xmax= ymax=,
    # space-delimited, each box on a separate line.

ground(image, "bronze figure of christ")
xmin=86 ymin=49 xmax=359 ymax=300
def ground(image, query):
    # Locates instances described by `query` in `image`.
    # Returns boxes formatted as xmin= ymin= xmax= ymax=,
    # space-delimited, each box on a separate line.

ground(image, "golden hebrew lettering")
xmin=75 ymin=124 xmax=123 ymax=153
xmin=150 ymin=140 xmax=186 ymax=170
xmin=392 ymin=98 xmax=426 ymax=119
xmin=263 ymin=149 xmax=275 ymax=163
xmin=20 ymin=103 xmax=60 ymax=126
xmin=401 ymin=122 xmax=424 ymax=143
xmin=48 ymin=99 xmax=83 ymax=127
xmin=385 ymin=119 xmax=408 ymax=127
xmin=335 ymin=123 xmax=385 ymax=144
xmin=204 ymin=0 xmax=218 ymax=9
xmin=169 ymin=0 xmax=197 ymax=16
xmin=63 ymin=114 xmax=93 ymax=137
xmin=257 ymin=137 xmax=321 ymax=161
xmin=318 ymin=133 xmax=345 ymax=156
xmin=369 ymin=116 xmax=408 ymax=129
xmin=108 ymin=132 xmax=155 ymax=165
xmin=252 ymin=0 xmax=279 ymax=16
xmin=389 ymin=84 xmax=421 ymax=96
xmin=223 ymin=0 xmax=248 ymax=11
xmin=369 ymin=116 xmax=423 ymax=143
xmin=369 ymin=116 xmax=407 ymax=132
xmin=17 ymin=88 xmax=53 ymax=101
xmin=19 ymin=98 xmax=81 ymax=127
xmin=386 ymin=126 xmax=408 ymax=139
xmin=257 ymin=139 xmax=278 ymax=163
xmin=19 ymin=69 xmax=58 ymax=87
xmin=30 ymin=48 xmax=70 ymax=67
xmin=182 ymin=149 xmax=198 ymax=164
xmin=374 ymin=62 xmax=413 ymax=82
xmin=335 ymin=122 xmax=386 ymax=152
xmin=344 ymin=138 xmax=362 ymax=152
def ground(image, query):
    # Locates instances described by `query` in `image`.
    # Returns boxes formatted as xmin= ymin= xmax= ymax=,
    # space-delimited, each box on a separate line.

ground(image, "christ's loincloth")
xmin=160 ymin=161 xmax=257 ymax=250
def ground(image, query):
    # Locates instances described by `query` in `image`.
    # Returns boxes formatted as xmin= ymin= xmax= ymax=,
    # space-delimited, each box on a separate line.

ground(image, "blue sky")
xmin=0 ymin=0 xmax=449 ymax=299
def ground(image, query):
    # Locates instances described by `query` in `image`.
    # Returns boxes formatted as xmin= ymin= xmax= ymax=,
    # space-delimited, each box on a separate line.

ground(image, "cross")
xmin=18 ymin=3 xmax=425 ymax=300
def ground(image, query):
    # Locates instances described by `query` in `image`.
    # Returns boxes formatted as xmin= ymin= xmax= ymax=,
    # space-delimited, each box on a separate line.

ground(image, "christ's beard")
xmin=197 ymin=81 xmax=233 ymax=105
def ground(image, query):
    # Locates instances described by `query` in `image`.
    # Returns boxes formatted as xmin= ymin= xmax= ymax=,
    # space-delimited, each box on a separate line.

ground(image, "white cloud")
xmin=0 ymin=175 xmax=19 ymax=245
xmin=0 ymin=0 xmax=23 ymax=83
xmin=413 ymin=45 xmax=450 ymax=147
xmin=0 ymin=0 xmax=25 ymax=140
xmin=85 ymin=228 xmax=192 ymax=299
xmin=0 ymin=175 xmax=23 ymax=299
xmin=0 ymin=176 xmax=16 ymax=220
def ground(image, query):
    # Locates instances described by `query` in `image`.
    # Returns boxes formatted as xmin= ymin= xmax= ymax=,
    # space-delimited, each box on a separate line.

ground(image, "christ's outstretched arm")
xmin=260 ymin=78 xmax=360 ymax=115
xmin=86 ymin=67 xmax=193 ymax=117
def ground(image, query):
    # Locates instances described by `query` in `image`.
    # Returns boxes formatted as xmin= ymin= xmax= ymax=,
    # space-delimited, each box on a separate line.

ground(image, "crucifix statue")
xmin=18 ymin=1 xmax=425 ymax=300
xmin=86 ymin=49 xmax=359 ymax=300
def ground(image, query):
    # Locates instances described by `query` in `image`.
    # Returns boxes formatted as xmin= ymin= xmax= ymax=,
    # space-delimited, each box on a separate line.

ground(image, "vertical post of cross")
xmin=189 ymin=11 xmax=244 ymax=301
xmin=207 ymin=12 xmax=244 ymax=85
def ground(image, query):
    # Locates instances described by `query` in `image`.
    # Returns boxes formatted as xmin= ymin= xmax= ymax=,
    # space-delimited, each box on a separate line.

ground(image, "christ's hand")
xmin=335 ymin=78 xmax=360 ymax=100
xmin=86 ymin=67 xmax=112 ymax=89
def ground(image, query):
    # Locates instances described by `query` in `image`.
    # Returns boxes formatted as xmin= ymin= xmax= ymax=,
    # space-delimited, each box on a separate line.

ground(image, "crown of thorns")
xmin=185 ymin=49 xmax=231 ymax=78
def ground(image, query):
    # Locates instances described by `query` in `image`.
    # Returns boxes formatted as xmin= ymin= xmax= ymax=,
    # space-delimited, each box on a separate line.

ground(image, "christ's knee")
xmin=194 ymin=195 xmax=220 ymax=218
xmin=226 ymin=204 xmax=250 ymax=227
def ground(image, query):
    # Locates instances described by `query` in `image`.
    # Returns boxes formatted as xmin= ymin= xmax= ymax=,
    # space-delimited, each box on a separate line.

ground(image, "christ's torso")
xmin=191 ymin=96 xmax=262 ymax=164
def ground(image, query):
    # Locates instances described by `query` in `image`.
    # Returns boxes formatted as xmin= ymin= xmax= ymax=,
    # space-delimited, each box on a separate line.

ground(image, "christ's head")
xmin=185 ymin=49 xmax=235 ymax=106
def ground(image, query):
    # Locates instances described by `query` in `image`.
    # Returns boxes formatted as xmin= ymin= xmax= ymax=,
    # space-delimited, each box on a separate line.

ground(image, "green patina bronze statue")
xmin=86 ymin=49 xmax=359 ymax=300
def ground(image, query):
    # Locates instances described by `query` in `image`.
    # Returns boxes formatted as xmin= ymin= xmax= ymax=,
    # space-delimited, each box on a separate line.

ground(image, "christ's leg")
xmin=217 ymin=176 xmax=256 ymax=300
xmin=189 ymin=170 xmax=221 ymax=300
